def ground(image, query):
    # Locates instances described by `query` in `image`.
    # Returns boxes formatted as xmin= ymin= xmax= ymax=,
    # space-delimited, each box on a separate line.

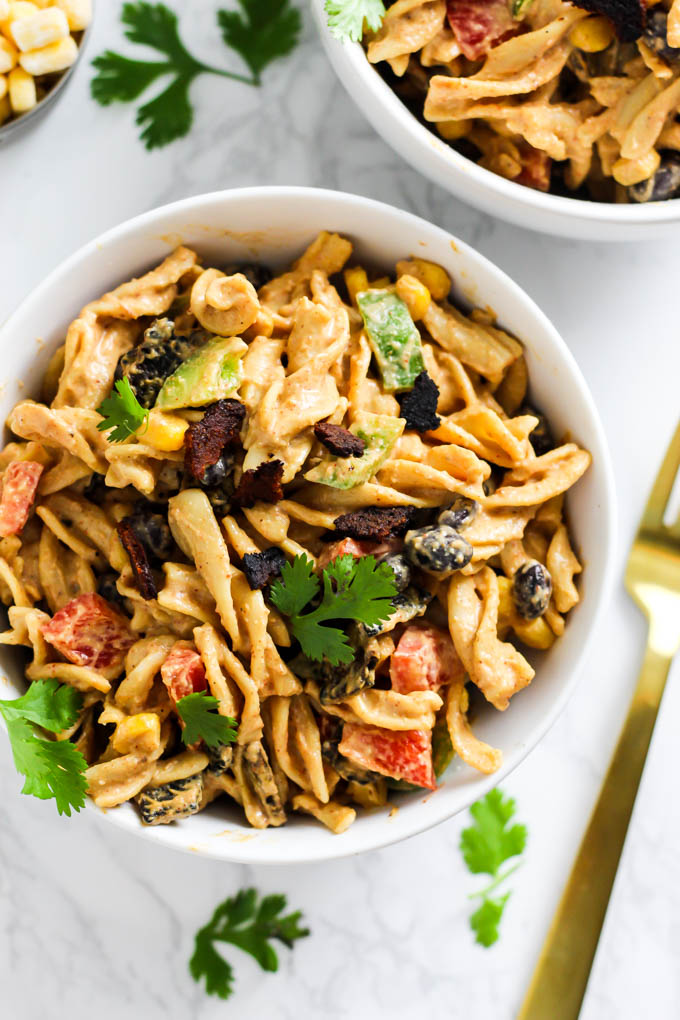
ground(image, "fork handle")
xmin=517 ymin=640 xmax=671 ymax=1020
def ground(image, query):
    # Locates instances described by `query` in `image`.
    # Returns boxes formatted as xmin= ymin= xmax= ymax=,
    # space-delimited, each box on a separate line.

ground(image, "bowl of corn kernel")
xmin=0 ymin=0 xmax=92 ymax=140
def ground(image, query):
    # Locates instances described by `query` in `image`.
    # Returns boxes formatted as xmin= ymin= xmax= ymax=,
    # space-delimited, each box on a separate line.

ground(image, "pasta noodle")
xmin=0 ymin=234 xmax=589 ymax=832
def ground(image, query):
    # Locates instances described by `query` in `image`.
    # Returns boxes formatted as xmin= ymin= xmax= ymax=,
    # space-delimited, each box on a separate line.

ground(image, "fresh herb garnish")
xmin=0 ymin=680 xmax=88 ymax=816
xmin=96 ymin=377 xmax=149 ymax=443
xmin=460 ymin=789 xmax=527 ymax=947
xmin=269 ymin=553 xmax=397 ymax=665
xmin=324 ymin=0 xmax=386 ymax=42
xmin=190 ymin=888 xmax=309 ymax=1000
xmin=91 ymin=1 xmax=302 ymax=149
xmin=176 ymin=692 xmax=237 ymax=750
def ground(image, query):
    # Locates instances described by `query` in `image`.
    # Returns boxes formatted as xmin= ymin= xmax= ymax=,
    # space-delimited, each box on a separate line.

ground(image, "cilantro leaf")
xmin=470 ymin=893 xmax=510 ymax=948
xmin=0 ymin=683 xmax=88 ymax=817
xmin=269 ymin=553 xmax=397 ymax=665
xmin=217 ymin=0 xmax=302 ymax=83
xmin=176 ymin=692 xmax=237 ymax=751
xmin=190 ymin=888 xmax=309 ymax=1000
xmin=96 ymin=377 xmax=149 ymax=443
xmin=0 ymin=679 xmax=82 ymax=733
xmin=91 ymin=1 xmax=301 ymax=150
xmin=460 ymin=788 xmax=527 ymax=877
xmin=324 ymin=0 xmax=386 ymax=42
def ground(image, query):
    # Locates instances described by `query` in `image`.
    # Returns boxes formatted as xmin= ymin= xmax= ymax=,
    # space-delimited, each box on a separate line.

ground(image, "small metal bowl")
xmin=0 ymin=16 xmax=93 ymax=145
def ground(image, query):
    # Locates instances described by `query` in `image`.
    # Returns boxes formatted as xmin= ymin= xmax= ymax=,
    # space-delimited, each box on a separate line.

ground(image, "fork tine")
xmin=639 ymin=417 xmax=680 ymax=533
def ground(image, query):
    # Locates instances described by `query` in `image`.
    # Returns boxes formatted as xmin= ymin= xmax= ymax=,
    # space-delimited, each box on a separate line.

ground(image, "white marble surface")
xmin=1 ymin=4 xmax=679 ymax=1018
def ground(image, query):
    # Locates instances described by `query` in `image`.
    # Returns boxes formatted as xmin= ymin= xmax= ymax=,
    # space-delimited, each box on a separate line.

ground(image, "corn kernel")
xmin=0 ymin=34 xmax=16 ymax=70
xmin=55 ymin=0 xmax=91 ymax=31
xmin=569 ymin=15 xmax=615 ymax=53
xmin=396 ymin=273 xmax=431 ymax=320
xmin=113 ymin=713 xmax=161 ymax=756
xmin=396 ymin=258 xmax=451 ymax=301
xmin=10 ymin=6 xmax=68 ymax=51
xmin=1 ymin=2 xmax=38 ymax=40
xmin=0 ymin=92 xmax=9 ymax=121
xmin=344 ymin=266 xmax=368 ymax=307
xmin=497 ymin=575 xmax=514 ymax=623
xmin=19 ymin=31 xmax=75 ymax=74
xmin=436 ymin=120 xmax=470 ymax=142
xmin=512 ymin=616 xmax=555 ymax=650
xmin=8 ymin=63 xmax=33 ymax=111
xmin=369 ymin=275 xmax=392 ymax=288
xmin=138 ymin=409 xmax=188 ymax=452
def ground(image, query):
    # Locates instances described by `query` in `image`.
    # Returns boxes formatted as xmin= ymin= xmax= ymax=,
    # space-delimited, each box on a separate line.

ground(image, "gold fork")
xmin=517 ymin=420 xmax=680 ymax=1020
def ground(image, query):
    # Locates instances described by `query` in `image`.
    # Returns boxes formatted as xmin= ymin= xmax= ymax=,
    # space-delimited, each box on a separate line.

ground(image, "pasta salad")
xmin=349 ymin=0 xmax=680 ymax=203
xmin=0 ymin=232 xmax=590 ymax=832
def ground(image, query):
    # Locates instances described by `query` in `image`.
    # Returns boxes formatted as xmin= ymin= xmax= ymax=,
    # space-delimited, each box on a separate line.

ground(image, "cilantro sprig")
xmin=96 ymin=377 xmax=149 ymax=443
xmin=324 ymin=0 xmax=386 ymax=42
xmin=92 ymin=1 xmax=302 ymax=149
xmin=190 ymin=888 xmax=309 ymax=1000
xmin=269 ymin=553 xmax=397 ymax=665
xmin=176 ymin=692 xmax=237 ymax=750
xmin=460 ymin=789 xmax=527 ymax=947
xmin=0 ymin=680 xmax=88 ymax=816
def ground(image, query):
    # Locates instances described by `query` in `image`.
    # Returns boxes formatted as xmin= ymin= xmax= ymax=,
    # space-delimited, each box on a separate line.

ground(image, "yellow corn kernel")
xmin=19 ymin=32 xmax=76 ymax=74
xmin=395 ymin=273 xmax=431 ymax=321
xmin=0 ymin=34 xmax=17 ymax=71
xmin=396 ymin=258 xmax=451 ymax=301
xmin=369 ymin=275 xmax=392 ymax=288
xmin=1 ymin=2 xmax=38 ymax=40
xmin=513 ymin=616 xmax=555 ymax=650
xmin=54 ymin=0 xmax=91 ymax=31
xmin=113 ymin=713 xmax=161 ymax=756
xmin=344 ymin=266 xmax=368 ymax=307
xmin=569 ymin=15 xmax=615 ymax=52
xmin=138 ymin=409 xmax=188 ymax=452
xmin=0 ymin=92 xmax=9 ymax=120
xmin=436 ymin=120 xmax=470 ymax=142
xmin=9 ymin=6 xmax=68 ymax=51
xmin=497 ymin=575 xmax=514 ymax=623
xmin=8 ymin=64 xmax=34 ymax=111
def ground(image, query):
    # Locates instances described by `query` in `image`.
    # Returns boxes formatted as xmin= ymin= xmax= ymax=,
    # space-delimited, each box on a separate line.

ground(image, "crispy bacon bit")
xmin=0 ymin=461 xmax=43 ymax=538
xmin=574 ymin=0 xmax=645 ymax=42
xmin=242 ymin=547 xmax=287 ymax=590
xmin=313 ymin=422 xmax=365 ymax=458
xmin=446 ymin=0 xmax=517 ymax=60
xmin=333 ymin=505 xmax=421 ymax=542
xmin=184 ymin=399 xmax=246 ymax=481
xmin=396 ymin=371 xmax=441 ymax=433
xmin=42 ymin=593 xmax=134 ymax=672
xmin=338 ymin=724 xmax=436 ymax=790
xmin=390 ymin=625 xmax=465 ymax=695
xmin=117 ymin=518 xmax=158 ymax=601
xmin=232 ymin=459 xmax=284 ymax=507
xmin=516 ymin=146 xmax=552 ymax=192
xmin=161 ymin=643 xmax=207 ymax=702
xmin=317 ymin=537 xmax=398 ymax=571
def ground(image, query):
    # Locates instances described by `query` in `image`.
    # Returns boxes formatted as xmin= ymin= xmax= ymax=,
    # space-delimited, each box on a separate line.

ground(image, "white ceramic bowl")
xmin=311 ymin=0 xmax=680 ymax=241
xmin=0 ymin=187 xmax=615 ymax=862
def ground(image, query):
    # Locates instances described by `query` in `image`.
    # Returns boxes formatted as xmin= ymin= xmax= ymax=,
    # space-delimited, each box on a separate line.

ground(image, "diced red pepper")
xmin=161 ymin=643 xmax=207 ymax=703
xmin=390 ymin=624 xmax=465 ymax=695
xmin=516 ymin=147 xmax=552 ymax=192
xmin=446 ymin=0 xmax=517 ymax=60
xmin=317 ymin=537 xmax=398 ymax=571
xmin=0 ymin=461 xmax=43 ymax=538
xmin=42 ymin=593 xmax=134 ymax=672
xmin=338 ymin=724 xmax=436 ymax=790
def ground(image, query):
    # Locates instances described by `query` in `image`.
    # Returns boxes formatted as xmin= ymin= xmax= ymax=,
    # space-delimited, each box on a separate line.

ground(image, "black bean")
xmin=438 ymin=495 xmax=479 ymax=531
xmin=129 ymin=505 xmax=174 ymax=562
xmin=629 ymin=153 xmax=680 ymax=203
xmin=380 ymin=552 xmax=411 ymax=592
xmin=404 ymin=525 xmax=472 ymax=574
xmin=221 ymin=262 xmax=273 ymax=291
xmin=522 ymin=405 xmax=554 ymax=457
xmin=96 ymin=572 xmax=126 ymax=609
xmin=643 ymin=10 xmax=680 ymax=64
xmin=513 ymin=561 xmax=552 ymax=619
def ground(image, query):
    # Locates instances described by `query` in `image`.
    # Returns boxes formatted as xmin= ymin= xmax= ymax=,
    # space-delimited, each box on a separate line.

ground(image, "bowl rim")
xmin=0 ymin=186 xmax=617 ymax=863
xmin=310 ymin=0 xmax=680 ymax=230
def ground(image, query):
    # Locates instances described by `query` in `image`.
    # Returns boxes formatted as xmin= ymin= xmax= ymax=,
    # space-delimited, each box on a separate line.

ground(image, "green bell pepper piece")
xmin=304 ymin=412 xmax=405 ymax=489
xmin=357 ymin=289 xmax=425 ymax=392
xmin=155 ymin=336 xmax=247 ymax=410
xmin=432 ymin=715 xmax=455 ymax=777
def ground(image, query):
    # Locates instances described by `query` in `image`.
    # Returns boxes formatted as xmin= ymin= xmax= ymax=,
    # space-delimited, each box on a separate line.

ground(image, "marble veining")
xmin=1 ymin=2 xmax=679 ymax=1017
